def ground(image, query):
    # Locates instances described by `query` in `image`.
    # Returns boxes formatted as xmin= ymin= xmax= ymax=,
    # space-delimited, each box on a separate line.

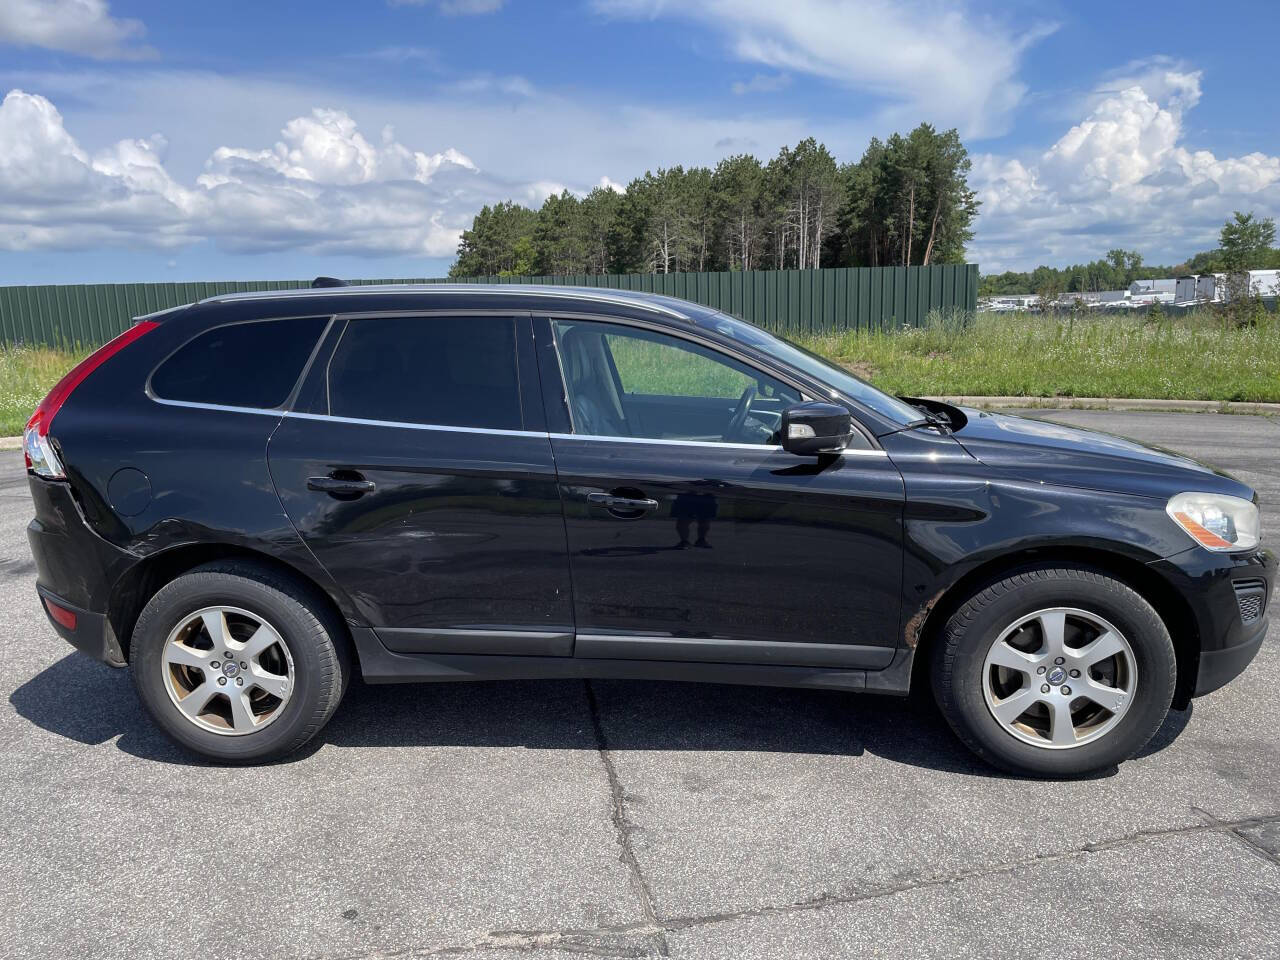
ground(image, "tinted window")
xmin=326 ymin=315 xmax=522 ymax=429
xmin=151 ymin=316 xmax=328 ymax=409
xmin=552 ymin=320 xmax=800 ymax=444
xmin=692 ymin=312 xmax=922 ymax=426
xmin=605 ymin=332 xmax=759 ymax=399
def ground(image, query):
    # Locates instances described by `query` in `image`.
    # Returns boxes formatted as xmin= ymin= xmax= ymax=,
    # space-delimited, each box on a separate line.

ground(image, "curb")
xmin=924 ymin=396 xmax=1280 ymax=415
xmin=0 ymin=436 xmax=21 ymax=451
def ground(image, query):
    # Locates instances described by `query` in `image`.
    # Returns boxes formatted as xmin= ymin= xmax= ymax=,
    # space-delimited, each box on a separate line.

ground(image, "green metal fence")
xmin=0 ymin=265 xmax=978 ymax=349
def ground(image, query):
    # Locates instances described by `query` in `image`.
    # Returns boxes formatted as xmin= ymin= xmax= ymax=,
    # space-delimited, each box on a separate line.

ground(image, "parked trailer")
xmin=1129 ymin=278 xmax=1176 ymax=296
xmin=1175 ymin=276 xmax=1199 ymax=302
xmin=1246 ymin=269 xmax=1280 ymax=298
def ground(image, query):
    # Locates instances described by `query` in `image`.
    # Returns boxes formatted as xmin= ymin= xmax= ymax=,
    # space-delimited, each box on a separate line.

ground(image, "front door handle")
xmin=587 ymin=492 xmax=659 ymax=515
xmin=307 ymin=475 xmax=376 ymax=497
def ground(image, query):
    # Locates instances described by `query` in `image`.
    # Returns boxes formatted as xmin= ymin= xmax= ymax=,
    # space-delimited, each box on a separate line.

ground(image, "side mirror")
xmin=780 ymin=402 xmax=854 ymax=456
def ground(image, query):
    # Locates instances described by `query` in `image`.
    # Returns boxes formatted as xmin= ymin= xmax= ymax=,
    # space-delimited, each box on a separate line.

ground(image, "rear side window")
xmin=151 ymin=316 xmax=328 ymax=409
xmin=325 ymin=315 xmax=522 ymax=429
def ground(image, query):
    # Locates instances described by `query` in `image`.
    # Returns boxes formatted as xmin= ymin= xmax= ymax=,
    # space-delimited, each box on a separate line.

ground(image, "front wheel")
xmin=130 ymin=561 xmax=350 ymax=763
xmin=932 ymin=566 xmax=1176 ymax=777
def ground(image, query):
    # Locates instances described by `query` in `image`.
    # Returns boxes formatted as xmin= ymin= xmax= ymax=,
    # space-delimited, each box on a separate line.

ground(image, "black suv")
xmin=24 ymin=284 xmax=1274 ymax=775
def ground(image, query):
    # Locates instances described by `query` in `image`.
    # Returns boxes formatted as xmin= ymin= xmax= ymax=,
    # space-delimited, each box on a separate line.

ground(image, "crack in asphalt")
xmin=1193 ymin=805 xmax=1280 ymax=869
xmin=303 ymin=809 xmax=1280 ymax=959
xmin=652 ymin=809 xmax=1280 ymax=935
xmin=582 ymin=679 xmax=669 ymax=957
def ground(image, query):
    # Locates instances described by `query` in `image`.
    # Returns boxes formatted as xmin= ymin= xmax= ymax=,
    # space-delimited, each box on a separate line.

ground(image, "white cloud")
xmin=971 ymin=68 xmax=1280 ymax=271
xmin=731 ymin=73 xmax=790 ymax=96
xmin=592 ymin=0 xmax=1054 ymax=137
xmin=4 ymin=67 xmax=826 ymax=194
xmin=0 ymin=90 xmax=198 ymax=249
xmin=388 ymin=0 xmax=506 ymax=13
xmin=0 ymin=40 xmax=906 ymax=266
xmin=197 ymin=110 xmax=478 ymax=188
xmin=0 ymin=89 xmax=506 ymax=257
xmin=1086 ymin=56 xmax=1203 ymax=115
xmin=0 ymin=0 xmax=153 ymax=59
xmin=13 ymin=59 xmax=1272 ymax=274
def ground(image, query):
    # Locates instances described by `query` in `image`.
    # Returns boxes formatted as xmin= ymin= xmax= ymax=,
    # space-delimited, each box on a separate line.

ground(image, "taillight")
xmin=43 ymin=596 xmax=78 ymax=631
xmin=24 ymin=320 xmax=158 ymax=478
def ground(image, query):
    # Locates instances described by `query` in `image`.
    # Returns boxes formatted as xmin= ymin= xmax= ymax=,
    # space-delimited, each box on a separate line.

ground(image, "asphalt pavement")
xmin=1 ymin=410 xmax=1277 ymax=959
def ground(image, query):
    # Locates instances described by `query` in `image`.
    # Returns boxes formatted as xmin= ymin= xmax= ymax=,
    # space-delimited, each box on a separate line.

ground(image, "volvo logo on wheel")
xmin=222 ymin=660 xmax=240 ymax=678
xmin=1046 ymin=666 xmax=1067 ymax=686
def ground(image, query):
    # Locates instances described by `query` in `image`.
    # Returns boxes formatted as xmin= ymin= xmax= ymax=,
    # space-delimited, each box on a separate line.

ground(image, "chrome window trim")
xmin=547 ymin=432 xmax=888 ymax=456
xmin=145 ymin=399 xmax=887 ymax=456
xmin=149 ymin=397 xmax=287 ymax=418
xmin=283 ymin=410 xmax=538 ymax=438
xmin=550 ymin=432 xmax=776 ymax=451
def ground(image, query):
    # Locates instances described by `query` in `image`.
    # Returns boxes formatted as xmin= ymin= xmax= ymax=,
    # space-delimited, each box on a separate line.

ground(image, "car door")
xmin=536 ymin=314 xmax=906 ymax=669
xmin=267 ymin=311 xmax=575 ymax=656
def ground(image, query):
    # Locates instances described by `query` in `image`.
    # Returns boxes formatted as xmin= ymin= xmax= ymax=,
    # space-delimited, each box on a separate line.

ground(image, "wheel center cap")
xmin=222 ymin=661 xmax=240 ymax=678
xmin=1046 ymin=666 xmax=1067 ymax=686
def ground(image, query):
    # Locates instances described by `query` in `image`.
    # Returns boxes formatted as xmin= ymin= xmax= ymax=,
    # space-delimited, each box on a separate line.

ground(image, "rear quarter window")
xmin=150 ymin=316 xmax=328 ymax=409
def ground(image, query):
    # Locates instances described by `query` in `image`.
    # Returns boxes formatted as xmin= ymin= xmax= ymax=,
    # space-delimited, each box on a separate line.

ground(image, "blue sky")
xmin=1 ymin=0 xmax=1278 ymax=283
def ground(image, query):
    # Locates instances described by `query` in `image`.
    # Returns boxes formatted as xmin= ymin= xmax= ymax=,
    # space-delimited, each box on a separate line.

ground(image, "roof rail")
xmin=311 ymin=276 xmax=348 ymax=288
xmin=199 ymin=284 xmax=693 ymax=320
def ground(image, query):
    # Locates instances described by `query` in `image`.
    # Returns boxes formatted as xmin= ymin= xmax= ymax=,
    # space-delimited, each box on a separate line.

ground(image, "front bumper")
xmin=1148 ymin=545 xmax=1275 ymax=702
xmin=1194 ymin=622 xmax=1266 ymax=697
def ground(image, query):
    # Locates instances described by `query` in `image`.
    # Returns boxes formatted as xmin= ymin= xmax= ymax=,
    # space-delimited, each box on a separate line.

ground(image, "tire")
xmin=129 ymin=560 xmax=351 ymax=763
xmin=932 ymin=565 xmax=1175 ymax=777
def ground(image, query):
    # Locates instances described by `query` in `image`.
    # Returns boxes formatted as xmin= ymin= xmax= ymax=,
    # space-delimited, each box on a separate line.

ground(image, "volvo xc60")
xmin=24 ymin=283 xmax=1273 ymax=775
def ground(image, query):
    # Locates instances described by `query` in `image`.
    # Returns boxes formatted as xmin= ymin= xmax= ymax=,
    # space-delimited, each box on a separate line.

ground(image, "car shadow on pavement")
xmin=8 ymin=653 xmax=199 ymax=763
xmin=10 ymin=652 xmax=1194 ymax=778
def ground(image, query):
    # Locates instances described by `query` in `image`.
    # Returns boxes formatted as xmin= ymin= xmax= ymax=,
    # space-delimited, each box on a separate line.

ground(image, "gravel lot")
xmin=1 ymin=410 xmax=1277 ymax=960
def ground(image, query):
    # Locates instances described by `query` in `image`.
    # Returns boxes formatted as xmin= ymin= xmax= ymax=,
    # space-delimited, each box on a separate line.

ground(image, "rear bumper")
xmin=27 ymin=475 xmax=133 ymax=667
xmin=35 ymin=584 xmax=123 ymax=666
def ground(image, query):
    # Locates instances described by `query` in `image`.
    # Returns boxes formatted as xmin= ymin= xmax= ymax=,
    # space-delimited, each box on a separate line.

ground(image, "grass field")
xmin=0 ymin=345 xmax=87 ymax=436
xmin=1 ymin=309 xmax=1276 ymax=436
xmin=795 ymin=309 xmax=1280 ymax=405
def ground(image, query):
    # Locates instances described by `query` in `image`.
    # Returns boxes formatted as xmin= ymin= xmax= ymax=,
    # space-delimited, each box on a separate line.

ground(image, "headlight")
xmin=1166 ymin=492 xmax=1260 ymax=552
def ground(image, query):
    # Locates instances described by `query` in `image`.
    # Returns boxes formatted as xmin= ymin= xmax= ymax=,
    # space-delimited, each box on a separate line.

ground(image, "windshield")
xmin=694 ymin=313 xmax=922 ymax=426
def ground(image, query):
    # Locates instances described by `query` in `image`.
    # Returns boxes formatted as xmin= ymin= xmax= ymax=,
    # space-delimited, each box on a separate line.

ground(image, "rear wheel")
xmin=932 ymin=566 xmax=1175 ymax=777
xmin=130 ymin=561 xmax=350 ymax=763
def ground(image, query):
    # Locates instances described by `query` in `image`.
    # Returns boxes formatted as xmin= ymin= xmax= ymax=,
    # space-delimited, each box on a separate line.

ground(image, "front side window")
xmin=692 ymin=312 xmax=922 ymax=426
xmin=150 ymin=315 xmax=328 ymax=409
xmin=326 ymin=315 xmax=522 ymax=430
xmin=551 ymin=319 xmax=801 ymax=444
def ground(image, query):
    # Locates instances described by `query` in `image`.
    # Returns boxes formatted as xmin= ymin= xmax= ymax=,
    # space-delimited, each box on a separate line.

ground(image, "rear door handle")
xmin=307 ymin=475 xmax=376 ymax=497
xmin=587 ymin=492 xmax=659 ymax=513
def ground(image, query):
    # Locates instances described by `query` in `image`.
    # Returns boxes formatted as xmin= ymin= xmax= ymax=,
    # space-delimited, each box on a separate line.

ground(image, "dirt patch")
xmin=838 ymin=360 xmax=877 ymax=380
